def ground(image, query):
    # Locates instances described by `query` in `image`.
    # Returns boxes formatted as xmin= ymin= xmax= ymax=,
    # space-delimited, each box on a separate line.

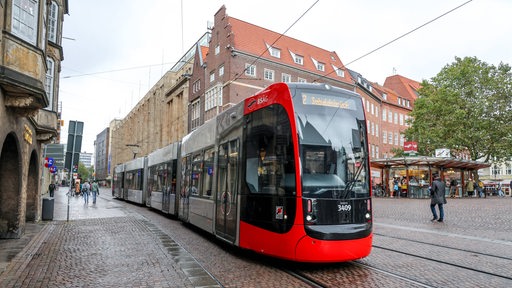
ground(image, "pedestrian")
xmin=388 ymin=177 xmax=394 ymax=198
xmin=466 ymin=178 xmax=475 ymax=197
xmin=393 ymin=178 xmax=399 ymax=198
xmin=74 ymin=179 xmax=81 ymax=197
xmin=449 ymin=178 xmax=458 ymax=198
xmin=478 ymin=180 xmax=484 ymax=198
xmin=82 ymin=181 xmax=90 ymax=203
xmin=48 ymin=182 xmax=56 ymax=197
xmin=91 ymin=180 xmax=100 ymax=204
xmin=430 ymin=175 xmax=447 ymax=222
xmin=497 ymin=183 xmax=504 ymax=197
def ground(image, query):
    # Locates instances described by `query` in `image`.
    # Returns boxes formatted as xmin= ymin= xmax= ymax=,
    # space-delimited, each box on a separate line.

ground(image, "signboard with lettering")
xmin=435 ymin=148 xmax=450 ymax=157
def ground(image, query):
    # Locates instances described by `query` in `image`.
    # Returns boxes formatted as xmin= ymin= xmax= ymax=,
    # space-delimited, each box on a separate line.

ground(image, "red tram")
xmin=114 ymin=82 xmax=372 ymax=262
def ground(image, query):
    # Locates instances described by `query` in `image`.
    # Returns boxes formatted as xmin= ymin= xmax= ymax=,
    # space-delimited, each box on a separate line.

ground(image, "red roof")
xmin=200 ymin=45 xmax=208 ymax=64
xmin=383 ymin=75 xmax=421 ymax=100
xmin=227 ymin=16 xmax=351 ymax=82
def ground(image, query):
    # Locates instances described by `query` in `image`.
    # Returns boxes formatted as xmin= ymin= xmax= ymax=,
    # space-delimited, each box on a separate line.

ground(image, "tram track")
xmin=352 ymin=261 xmax=436 ymax=288
xmin=372 ymin=244 xmax=512 ymax=282
xmin=375 ymin=232 xmax=512 ymax=261
xmin=282 ymin=269 xmax=326 ymax=288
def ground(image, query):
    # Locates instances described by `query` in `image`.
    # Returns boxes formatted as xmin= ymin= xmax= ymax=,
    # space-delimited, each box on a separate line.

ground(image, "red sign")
xmin=404 ymin=141 xmax=418 ymax=153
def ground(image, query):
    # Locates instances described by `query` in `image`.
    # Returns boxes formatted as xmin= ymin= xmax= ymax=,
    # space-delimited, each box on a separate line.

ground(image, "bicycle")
xmin=372 ymin=185 xmax=385 ymax=197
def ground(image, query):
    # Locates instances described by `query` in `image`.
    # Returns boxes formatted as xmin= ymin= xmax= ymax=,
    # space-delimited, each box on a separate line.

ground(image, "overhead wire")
xmin=313 ymin=0 xmax=474 ymax=82
xmin=232 ymin=0 xmax=320 ymax=82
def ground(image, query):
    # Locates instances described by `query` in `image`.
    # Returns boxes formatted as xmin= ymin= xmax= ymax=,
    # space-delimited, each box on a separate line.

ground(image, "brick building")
xmin=0 ymin=0 xmax=68 ymax=238
xmin=188 ymin=5 xmax=355 ymax=131
xmin=107 ymin=5 xmax=421 ymax=188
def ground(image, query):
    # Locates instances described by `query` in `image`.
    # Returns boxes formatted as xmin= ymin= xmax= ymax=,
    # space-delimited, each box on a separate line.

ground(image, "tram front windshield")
xmin=293 ymin=87 xmax=369 ymax=200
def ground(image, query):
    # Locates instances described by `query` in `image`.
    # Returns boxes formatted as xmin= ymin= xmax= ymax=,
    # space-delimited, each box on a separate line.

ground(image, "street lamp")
xmin=126 ymin=144 xmax=140 ymax=159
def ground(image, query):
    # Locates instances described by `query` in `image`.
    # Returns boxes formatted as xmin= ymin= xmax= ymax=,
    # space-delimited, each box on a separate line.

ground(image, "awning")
xmin=371 ymin=156 xmax=490 ymax=170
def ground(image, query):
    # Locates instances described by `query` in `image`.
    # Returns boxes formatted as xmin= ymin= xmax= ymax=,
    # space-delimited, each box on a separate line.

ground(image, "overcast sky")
xmin=59 ymin=0 xmax=512 ymax=154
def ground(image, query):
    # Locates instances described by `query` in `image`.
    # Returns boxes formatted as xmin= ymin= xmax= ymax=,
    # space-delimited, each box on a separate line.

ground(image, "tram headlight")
xmin=305 ymin=214 xmax=316 ymax=224
xmin=365 ymin=212 xmax=371 ymax=220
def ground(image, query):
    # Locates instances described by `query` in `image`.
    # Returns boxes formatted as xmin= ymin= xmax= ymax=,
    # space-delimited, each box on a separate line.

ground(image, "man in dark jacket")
xmin=430 ymin=175 xmax=447 ymax=222
xmin=48 ymin=182 xmax=56 ymax=197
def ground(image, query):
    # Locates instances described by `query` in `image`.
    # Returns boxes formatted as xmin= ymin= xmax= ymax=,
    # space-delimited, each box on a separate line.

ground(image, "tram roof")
xmin=371 ymin=156 xmax=490 ymax=170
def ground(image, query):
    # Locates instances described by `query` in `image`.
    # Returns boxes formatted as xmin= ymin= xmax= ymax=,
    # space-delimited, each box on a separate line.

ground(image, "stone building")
xmin=94 ymin=127 xmax=109 ymax=181
xmin=0 ymin=0 xmax=68 ymax=238
xmin=109 ymin=34 xmax=209 ymax=168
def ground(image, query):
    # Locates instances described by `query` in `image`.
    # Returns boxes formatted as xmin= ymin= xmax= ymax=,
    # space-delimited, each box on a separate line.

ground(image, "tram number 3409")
xmin=338 ymin=203 xmax=352 ymax=212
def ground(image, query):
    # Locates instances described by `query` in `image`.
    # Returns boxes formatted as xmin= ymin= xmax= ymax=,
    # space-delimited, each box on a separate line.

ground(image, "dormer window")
xmin=332 ymin=65 xmax=344 ymax=77
xmin=289 ymin=50 xmax=303 ymax=65
xmin=294 ymin=55 xmax=303 ymax=65
xmin=266 ymin=43 xmax=281 ymax=58
xmin=311 ymin=58 xmax=325 ymax=71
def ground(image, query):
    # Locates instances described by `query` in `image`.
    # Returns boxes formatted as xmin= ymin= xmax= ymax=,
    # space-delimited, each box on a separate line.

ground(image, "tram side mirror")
xmin=352 ymin=129 xmax=361 ymax=152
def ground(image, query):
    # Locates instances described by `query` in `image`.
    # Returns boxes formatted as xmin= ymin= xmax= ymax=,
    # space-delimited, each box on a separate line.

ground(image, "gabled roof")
xmin=371 ymin=81 xmax=405 ymax=107
xmin=199 ymin=45 xmax=208 ymax=65
xmin=227 ymin=17 xmax=351 ymax=83
xmin=383 ymin=75 xmax=421 ymax=100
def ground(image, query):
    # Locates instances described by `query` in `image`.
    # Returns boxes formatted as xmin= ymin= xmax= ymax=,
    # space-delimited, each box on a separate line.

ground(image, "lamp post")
xmin=126 ymin=144 xmax=140 ymax=159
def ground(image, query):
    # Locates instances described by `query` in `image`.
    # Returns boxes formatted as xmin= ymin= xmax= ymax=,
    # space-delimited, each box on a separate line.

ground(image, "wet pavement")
xmin=0 ymin=187 xmax=220 ymax=288
xmin=1 ymin=187 xmax=512 ymax=287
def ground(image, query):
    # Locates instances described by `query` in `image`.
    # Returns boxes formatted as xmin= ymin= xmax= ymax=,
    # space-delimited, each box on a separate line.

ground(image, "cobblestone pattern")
xmin=0 ymin=217 xmax=195 ymax=288
xmin=3 ymin=190 xmax=512 ymax=287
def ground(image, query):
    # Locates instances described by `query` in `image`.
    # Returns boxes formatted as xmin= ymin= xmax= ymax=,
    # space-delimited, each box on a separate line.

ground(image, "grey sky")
xmin=59 ymin=0 xmax=512 ymax=154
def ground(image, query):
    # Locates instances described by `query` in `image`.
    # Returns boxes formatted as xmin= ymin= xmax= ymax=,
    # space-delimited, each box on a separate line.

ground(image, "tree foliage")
xmin=405 ymin=56 xmax=512 ymax=162
xmin=78 ymin=162 xmax=94 ymax=180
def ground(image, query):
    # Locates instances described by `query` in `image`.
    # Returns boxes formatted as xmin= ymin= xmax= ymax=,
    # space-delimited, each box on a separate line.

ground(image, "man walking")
xmin=91 ymin=181 xmax=100 ymax=204
xmin=449 ymin=178 xmax=458 ymax=198
xmin=48 ymin=182 xmax=56 ymax=197
xmin=430 ymin=175 xmax=447 ymax=222
xmin=82 ymin=181 xmax=90 ymax=204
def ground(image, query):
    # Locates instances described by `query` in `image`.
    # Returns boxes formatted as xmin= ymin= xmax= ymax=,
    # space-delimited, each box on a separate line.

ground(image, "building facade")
xmin=94 ymin=128 xmax=109 ymax=181
xmin=188 ymin=6 xmax=355 ymax=131
xmin=0 ymin=0 xmax=68 ymax=238
xmin=109 ymin=34 xmax=209 ymax=167
xmin=107 ymin=5 xmax=422 ymax=185
xmin=79 ymin=152 xmax=93 ymax=168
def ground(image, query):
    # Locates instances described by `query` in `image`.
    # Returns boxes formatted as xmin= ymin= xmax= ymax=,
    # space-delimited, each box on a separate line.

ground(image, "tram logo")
xmin=275 ymin=206 xmax=284 ymax=219
xmin=246 ymin=96 xmax=269 ymax=111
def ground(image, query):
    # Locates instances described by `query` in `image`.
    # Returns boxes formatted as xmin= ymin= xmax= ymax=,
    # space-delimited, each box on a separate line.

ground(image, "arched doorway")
xmin=0 ymin=133 xmax=22 ymax=238
xmin=26 ymin=150 xmax=39 ymax=221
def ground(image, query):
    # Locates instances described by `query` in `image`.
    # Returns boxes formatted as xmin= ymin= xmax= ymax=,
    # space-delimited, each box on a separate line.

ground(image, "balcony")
xmin=30 ymin=109 xmax=59 ymax=142
xmin=1 ymin=34 xmax=48 ymax=116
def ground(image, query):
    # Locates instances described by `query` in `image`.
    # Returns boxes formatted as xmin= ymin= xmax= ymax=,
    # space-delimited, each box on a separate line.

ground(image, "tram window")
xmin=125 ymin=170 xmax=142 ymax=190
xmin=191 ymin=153 xmax=202 ymax=196
xmin=203 ymin=148 xmax=215 ymax=197
xmin=244 ymin=104 xmax=295 ymax=196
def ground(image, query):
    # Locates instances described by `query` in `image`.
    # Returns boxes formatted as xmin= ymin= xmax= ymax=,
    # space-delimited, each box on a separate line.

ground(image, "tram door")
xmin=215 ymin=139 xmax=239 ymax=242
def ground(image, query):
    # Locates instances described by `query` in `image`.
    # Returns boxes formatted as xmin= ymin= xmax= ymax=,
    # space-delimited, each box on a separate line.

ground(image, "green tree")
xmin=78 ymin=162 xmax=90 ymax=180
xmin=405 ymin=56 xmax=512 ymax=162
